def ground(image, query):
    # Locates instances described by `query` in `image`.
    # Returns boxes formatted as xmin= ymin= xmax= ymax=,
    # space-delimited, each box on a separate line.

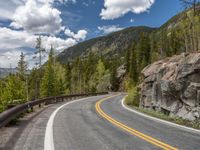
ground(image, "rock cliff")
xmin=140 ymin=53 xmax=200 ymax=121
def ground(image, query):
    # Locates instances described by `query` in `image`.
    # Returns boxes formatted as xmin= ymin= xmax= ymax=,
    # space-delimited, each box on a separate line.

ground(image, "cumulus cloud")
xmin=98 ymin=25 xmax=123 ymax=34
xmin=65 ymin=29 xmax=88 ymax=41
xmin=0 ymin=27 xmax=77 ymax=68
xmin=10 ymin=0 xmax=64 ymax=35
xmin=100 ymin=0 xmax=155 ymax=20
xmin=0 ymin=0 xmax=75 ymax=21
xmin=0 ymin=1 xmax=20 ymax=20
xmin=0 ymin=51 xmax=22 ymax=68
xmin=0 ymin=27 xmax=35 ymax=50
xmin=0 ymin=27 xmax=78 ymax=51
xmin=42 ymin=36 xmax=76 ymax=51
xmin=0 ymin=0 xmax=87 ymax=68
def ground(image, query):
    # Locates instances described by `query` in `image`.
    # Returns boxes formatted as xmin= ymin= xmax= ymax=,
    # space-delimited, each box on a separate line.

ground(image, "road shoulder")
xmin=121 ymin=97 xmax=200 ymax=135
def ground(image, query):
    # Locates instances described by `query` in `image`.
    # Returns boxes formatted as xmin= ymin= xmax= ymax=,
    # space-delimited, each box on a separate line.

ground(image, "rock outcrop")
xmin=140 ymin=53 xmax=200 ymax=121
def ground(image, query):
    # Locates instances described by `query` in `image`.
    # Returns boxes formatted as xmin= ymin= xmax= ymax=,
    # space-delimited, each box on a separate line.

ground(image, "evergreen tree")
xmin=35 ymin=36 xmax=46 ymax=98
xmin=71 ymin=58 xmax=81 ymax=93
xmin=29 ymin=68 xmax=40 ymax=100
xmin=150 ymin=33 xmax=159 ymax=62
xmin=85 ymin=52 xmax=98 ymax=92
xmin=65 ymin=63 xmax=71 ymax=94
xmin=137 ymin=32 xmax=151 ymax=71
xmin=110 ymin=63 xmax=119 ymax=91
xmin=129 ymin=44 xmax=138 ymax=85
xmin=17 ymin=52 xmax=28 ymax=80
xmin=54 ymin=62 xmax=66 ymax=95
xmin=40 ymin=47 xmax=56 ymax=97
xmin=125 ymin=48 xmax=131 ymax=74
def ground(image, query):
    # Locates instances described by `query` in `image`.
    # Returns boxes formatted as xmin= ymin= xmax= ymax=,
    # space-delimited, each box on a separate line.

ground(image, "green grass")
xmin=125 ymin=99 xmax=200 ymax=130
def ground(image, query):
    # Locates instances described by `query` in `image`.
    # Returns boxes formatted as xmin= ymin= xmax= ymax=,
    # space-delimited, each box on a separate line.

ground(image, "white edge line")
xmin=121 ymin=97 xmax=200 ymax=135
xmin=44 ymin=96 xmax=99 ymax=150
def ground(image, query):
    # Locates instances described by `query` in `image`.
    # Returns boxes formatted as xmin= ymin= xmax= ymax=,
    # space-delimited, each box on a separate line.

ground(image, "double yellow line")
xmin=95 ymin=96 xmax=178 ymax=150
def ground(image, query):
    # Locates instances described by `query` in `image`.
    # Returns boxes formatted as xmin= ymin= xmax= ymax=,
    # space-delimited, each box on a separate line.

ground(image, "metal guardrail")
xmin=0 ymin=92 xmax=108 ymax=128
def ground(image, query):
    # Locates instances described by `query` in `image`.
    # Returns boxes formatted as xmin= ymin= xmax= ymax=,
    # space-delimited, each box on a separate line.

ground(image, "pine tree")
xmin=29 ymin=68 xmax=40 ymax=100
xmin=125 ymin=48 xmax=131 ymax=74
xmin=17 ymin=52 xmax=28 ymax=80
xmin=65 ymin=63 xmax=71 ymax=94
xmin=137 ymin=32 xmax=151 ymax=71
xmin=71 ymin=58 xmax=81 ymax=93
xmin=110 ymin=64 xmax=119 ymax=91
xmin=129 ymin=44 xmax=138 ymax=85
xmin=41 ymin=47 xmax=56 ymax=97
xmin=85 ymin=52 xmax=98 ymax=92
xmin=54 ymin=62 xmax=66 ymax=95
xmin=150 ymin=33 xmax=159 ymax=62
xmin=35 ymin=36 xmax=46 ymax=98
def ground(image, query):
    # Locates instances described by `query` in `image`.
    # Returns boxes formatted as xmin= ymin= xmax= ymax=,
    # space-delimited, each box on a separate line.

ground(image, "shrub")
xmin=125 ymin=87 xmax=140 ymax=107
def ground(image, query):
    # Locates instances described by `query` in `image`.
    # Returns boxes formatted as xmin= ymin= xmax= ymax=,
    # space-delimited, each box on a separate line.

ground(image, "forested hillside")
xmin=57 ymin=26 xmax=155 ymax=63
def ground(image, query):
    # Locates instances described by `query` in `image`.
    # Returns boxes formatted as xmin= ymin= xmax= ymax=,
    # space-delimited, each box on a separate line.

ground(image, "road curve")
xmin=6 ymin=94 xmax=200 ymax=150
xmin=52 ymin=94 xmax=200 ymax=150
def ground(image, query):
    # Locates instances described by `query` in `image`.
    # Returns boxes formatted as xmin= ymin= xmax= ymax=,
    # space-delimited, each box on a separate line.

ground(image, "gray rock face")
xmin=140 ymin=53 xmax=200 ymax=121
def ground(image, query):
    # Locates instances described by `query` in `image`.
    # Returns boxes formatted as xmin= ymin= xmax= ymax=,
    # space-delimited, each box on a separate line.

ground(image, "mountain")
xmin=0 ymin=68 xmax=31 ymax=78
xmin=0 ymin=68 xmax=17 ymax=78
xmin=57 ymin=5 xmax=200 ymax=65
xmin=57 ymin=26 xmax=156 ymax=63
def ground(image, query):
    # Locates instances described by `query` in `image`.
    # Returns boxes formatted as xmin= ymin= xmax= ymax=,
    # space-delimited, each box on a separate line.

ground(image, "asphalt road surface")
xmin=6 ymin=94 xmax=200 ymax=150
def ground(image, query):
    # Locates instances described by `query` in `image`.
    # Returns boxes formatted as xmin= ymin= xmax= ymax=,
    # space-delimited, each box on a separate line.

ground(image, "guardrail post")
xmin=55 ymin=97 xmax=57 ymax=103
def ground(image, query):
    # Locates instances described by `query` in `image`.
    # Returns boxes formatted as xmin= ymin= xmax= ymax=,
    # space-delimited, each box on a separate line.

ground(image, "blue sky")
xmin=0 ymin=0 xmax=182 ymax=68
xmin=56 ymin=0 xmax=182 ymax=38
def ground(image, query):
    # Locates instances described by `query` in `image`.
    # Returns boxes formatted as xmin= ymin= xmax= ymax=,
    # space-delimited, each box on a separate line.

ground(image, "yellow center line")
xmin=95 ymin=95 xmax=178 ymax=150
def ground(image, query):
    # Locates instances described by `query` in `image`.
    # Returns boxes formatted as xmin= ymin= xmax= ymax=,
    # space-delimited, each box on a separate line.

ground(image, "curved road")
xmin=8 ymin=94 xmax=200 ymax=150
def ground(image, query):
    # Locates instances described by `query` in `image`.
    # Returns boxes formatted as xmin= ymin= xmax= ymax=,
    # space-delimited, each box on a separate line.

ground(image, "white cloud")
xmin=0 ymin=27 xmax=35 ymax=50
xmin=0 ymin=0 xmax=73 ymax=20
xmin=0 ymin=51 xmax=22 ymax=68
xmin=0 ymin=0 xmax=21 ymax=20
xmin=65 ymin=28 xmax=88 ymax=41
xmin=0 ymin=0 xmax=87 ymax=68
xmin=10 ymin=0 xmax=64 ymax=35
xmin=130 ymin=18 xmax=135 ymax=23
xmin=0 ymin=27 xmax=77 ymax=68
xmin=74 ymin=30 xmax=88 ymax=41
xmin=57 ymin=0 xmax=76 ymax=4
xmin=42 ymin=36 xmax=76 ymax=51
xmin=98 ymin=25 xmax=123 ymax=34
xmin=65 ymin=28 xmax=75 ymax=37
xmin=82 ymin=2 xmax=89 ymax=7
xmin=100 ymin=0 xmax=155 ymax=20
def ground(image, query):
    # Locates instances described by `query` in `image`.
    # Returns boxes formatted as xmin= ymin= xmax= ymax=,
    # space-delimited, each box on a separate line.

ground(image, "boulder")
xmin=140 ymin=53 xmax=200 ymax=121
